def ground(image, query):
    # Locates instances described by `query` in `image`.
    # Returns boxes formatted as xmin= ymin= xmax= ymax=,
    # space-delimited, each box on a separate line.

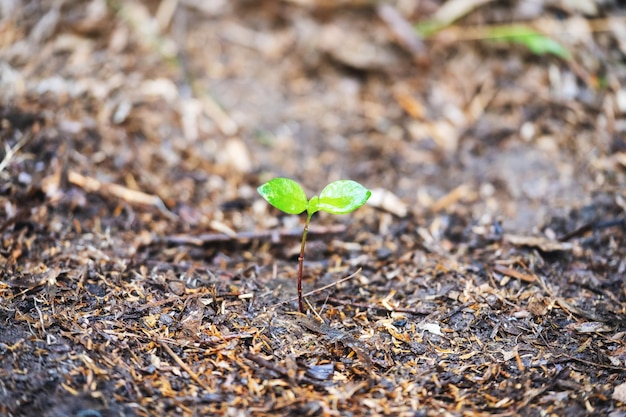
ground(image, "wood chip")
xmin=367 ymin=188 xmax=408 ymax=217
xmin=504 ymin=234 xmax=574 ymax=251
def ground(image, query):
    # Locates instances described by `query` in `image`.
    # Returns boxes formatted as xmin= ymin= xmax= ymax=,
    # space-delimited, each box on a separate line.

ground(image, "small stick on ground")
xmin=438 ymin=301 xmax=475 ymax=321
xmin=0 ymin=132 xmax=32 ymax=174
xmin=558 ymin=217 xmax=625 ymax=242
xmin=326 ymin=297 xmax=430 ymax=316
xmin=157 ymin=338 xmax=211 ymax=391
xmin=271 ymin=268 xmax=362 ymax=309
xmin=68 ymin=170 xmax=177 ymax=220
xmin=243 ymin=352 xmax=329 ymax=387
xmin=158 ymin=224 xmax=347 ymax=246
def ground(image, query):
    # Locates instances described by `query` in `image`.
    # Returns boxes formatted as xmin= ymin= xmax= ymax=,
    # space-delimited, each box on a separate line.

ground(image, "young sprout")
xmin=257 ymin=178 xmax=371 ymax=312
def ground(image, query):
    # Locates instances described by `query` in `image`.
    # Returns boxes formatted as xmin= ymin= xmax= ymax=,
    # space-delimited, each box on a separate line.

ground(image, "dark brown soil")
xmin=1 ymin=1 xmax=625 ymax=416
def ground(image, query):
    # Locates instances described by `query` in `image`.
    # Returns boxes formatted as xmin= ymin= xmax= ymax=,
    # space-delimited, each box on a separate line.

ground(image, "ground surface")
xmin=1 ymin=1 xmax=625 ymax=416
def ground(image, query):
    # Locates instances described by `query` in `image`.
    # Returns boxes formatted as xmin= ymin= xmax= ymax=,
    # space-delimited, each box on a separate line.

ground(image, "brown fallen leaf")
xmin=613 ymin=381 xmax=626 ymax=403
xmin=179 ymin=296 xmax=205 ymax=336
xmin=566 ymin=321 xmax=613 ymax=333
xmin=294 ymin=315 xmax=374 ymax=368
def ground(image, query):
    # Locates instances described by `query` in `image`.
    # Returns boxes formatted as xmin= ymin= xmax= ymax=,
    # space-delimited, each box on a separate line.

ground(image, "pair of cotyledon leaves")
xmin=257 ymin=178 xmax=371 ymax=217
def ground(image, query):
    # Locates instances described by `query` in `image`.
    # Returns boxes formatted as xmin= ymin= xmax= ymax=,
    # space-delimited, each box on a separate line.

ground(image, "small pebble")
xmin=376 ymin=247 xmax=393 ymax=260
xmin=159 ymin=313 xmax=173 ymax=326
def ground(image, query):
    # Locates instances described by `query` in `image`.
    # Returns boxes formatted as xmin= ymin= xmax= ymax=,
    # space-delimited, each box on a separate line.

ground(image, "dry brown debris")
xmin=1 ymin=1 xmax=625 ymax=416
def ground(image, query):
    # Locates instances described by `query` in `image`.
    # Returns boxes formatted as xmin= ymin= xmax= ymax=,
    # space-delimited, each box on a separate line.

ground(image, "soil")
xmin=1 ymin=1 xmax=625 ymax=416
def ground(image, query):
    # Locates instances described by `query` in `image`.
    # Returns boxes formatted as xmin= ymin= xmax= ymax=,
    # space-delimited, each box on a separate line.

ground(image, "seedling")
xmin=416 ymin=21 xmax=570 ymax=59
xmin=257 ymin=178 xmax=371 ymax=312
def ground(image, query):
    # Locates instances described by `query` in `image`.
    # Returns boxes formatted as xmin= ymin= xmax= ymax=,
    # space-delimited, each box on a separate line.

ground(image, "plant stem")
xmin=297 ymin=213 xmax=312 ymax=312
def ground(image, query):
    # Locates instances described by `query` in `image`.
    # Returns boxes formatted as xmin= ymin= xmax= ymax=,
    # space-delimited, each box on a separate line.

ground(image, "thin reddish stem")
xmin=297 ymin=213 xmax=311 ymax=312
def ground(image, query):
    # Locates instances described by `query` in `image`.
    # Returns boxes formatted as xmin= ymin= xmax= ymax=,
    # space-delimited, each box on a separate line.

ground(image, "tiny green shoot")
xmin=257 ymin=178 xmax=371 ymax=312
xmin=415 ymin=20 xmax=570 ymax=60
xmin=485 ymin=25 xmax=570 ymax=59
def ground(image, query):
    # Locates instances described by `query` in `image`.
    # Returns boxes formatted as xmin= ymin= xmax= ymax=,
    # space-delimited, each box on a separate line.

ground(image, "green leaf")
xmin=415 ymin=20 xmax=447 ymax=38
xmin=521 ymin=34 xmax=569 ymax=58
xmin=257 ymin=178 xmax=308 ymax=215
xmin=317 ymin=180 xmax=371 ymax=215
xmin=487 ymin=25 xmax=570 ymax=59
xmin=307 ymin=195 xmax=319 ymax=217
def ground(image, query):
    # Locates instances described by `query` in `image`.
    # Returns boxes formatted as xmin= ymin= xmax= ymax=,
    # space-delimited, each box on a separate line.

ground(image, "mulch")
xmin=1 ymin=1 xmax=625 ymax=416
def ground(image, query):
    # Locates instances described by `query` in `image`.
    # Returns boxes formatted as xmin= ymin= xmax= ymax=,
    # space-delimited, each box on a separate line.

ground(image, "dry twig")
xmin=68 ymin=170 xmax=177 ymax=220
xmin=243 ymin=352 xmax=330 ymax=387
xmin=271 ymin=268 xmax=362 ymax=308
xmin=326 ymin=297 xmax=430 ymax=315
xmin=157 ymin=338 xmax=212 ymax=391
xmin=158 ymin=224 xmax=347 ymax=246
xmin=0 ymin=132 xmax=31 ymax=175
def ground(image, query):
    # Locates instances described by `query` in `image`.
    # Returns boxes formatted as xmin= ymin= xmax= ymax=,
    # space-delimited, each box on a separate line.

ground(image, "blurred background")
xmin=1 ymin=0 xmax=625 ymax=244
